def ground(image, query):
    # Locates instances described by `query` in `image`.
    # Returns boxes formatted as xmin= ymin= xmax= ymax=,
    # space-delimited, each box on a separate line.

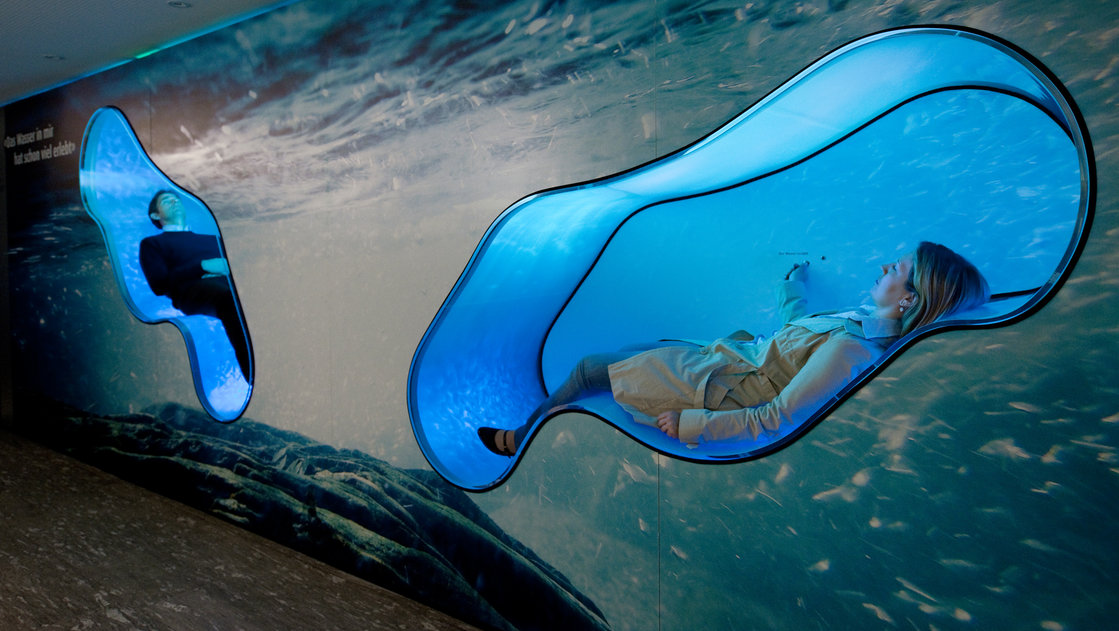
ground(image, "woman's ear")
xmin=899 ymin=294 xmax=916 ymax=309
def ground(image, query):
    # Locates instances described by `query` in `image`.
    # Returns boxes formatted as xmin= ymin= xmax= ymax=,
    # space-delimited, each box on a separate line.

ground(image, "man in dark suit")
xmin=140 ymin=190 xmax=251 ymax=379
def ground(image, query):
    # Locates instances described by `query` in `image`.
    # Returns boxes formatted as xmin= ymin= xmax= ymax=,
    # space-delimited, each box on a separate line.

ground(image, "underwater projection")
xmin=408 ymin=26 xmax=1093 ymax=491
xmin=78 ymin=107 xmax=254 ymax=421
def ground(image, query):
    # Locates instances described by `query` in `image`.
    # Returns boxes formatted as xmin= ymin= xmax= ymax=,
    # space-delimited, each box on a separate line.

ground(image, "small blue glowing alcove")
xmin=409 ymin=26 xmax=1093 ymax=491
xmin=79 ymin=106 xmax=254 ymax=421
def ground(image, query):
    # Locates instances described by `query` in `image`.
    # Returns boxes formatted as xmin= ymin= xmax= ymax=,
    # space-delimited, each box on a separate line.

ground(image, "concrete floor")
xmin=0 ymin=429 xmax=480 ymax=630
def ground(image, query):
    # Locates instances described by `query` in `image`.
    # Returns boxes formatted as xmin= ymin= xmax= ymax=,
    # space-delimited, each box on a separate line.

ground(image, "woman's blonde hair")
xmin=900 ymin=242 xmax=990 ymax=335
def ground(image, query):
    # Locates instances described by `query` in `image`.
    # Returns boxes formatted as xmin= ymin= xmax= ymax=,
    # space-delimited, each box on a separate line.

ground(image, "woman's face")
xmin=871 ymin=253 xmax=915 ymax=310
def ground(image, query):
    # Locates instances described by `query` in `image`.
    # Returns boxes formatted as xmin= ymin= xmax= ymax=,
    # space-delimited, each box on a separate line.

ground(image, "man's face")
xmin=152 ymin=193 xmax=185 ymax=227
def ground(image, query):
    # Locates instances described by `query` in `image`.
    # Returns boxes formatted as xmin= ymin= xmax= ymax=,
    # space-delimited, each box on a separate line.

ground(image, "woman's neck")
xmin=872 ymin=305 xmax=904 ymax=320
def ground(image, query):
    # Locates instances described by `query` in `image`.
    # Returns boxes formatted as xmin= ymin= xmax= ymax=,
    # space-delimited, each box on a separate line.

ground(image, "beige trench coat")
xmin=608 ymin=279 xmax=900 ymax=444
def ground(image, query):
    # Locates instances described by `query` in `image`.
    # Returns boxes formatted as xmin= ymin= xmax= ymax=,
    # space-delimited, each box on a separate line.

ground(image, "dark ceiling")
xmin=0 ymin=0 xmax=289 ymax=107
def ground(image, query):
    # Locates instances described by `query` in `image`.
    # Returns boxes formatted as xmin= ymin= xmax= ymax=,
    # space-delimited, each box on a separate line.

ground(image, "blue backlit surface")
xmin=79 ymin=107 xmax=253 ymax=421
xmin=409 ymin=27 xmax=1093 ymax=490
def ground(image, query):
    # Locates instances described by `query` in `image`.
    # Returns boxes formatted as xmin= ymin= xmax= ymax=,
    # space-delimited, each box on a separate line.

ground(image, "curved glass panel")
xmin=79 ymin=107 xmax=254 ymax=421
xmin=408 ymin=27 xmax=1093 ymax=491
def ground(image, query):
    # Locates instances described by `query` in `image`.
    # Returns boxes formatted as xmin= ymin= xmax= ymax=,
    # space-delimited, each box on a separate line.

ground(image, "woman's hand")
xmin=656 ymin=411 xmax=681 ymax=439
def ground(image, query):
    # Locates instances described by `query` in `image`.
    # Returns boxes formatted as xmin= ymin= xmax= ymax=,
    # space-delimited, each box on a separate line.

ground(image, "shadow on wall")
xmin=408 ymin=26 xmax=1094 ymax=491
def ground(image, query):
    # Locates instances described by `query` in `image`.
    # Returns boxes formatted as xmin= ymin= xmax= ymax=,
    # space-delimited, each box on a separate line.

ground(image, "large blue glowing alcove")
xmin=79 ymin=106 xmax=254 ymax=421
xmin=409 ymin=26 xmax=1093 ymax=491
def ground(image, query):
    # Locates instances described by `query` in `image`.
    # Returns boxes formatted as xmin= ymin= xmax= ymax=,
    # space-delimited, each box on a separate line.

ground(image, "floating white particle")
xmin=978 ymin=438 xmax=1032 ymax=460
xmin=775 ymin=462 xmax=791 ymax=483
xmin=1041 ymin=446 xmax=1062 ymax=463
xmin=1010 ymin=401 xmax=1043 ymax=414
xmin=526 ymin=18 xmax=548 ymax=35
xmin=862 ymin=603 xmax=894 ymax=624
xmin=1021 ymin=538 xmax=1060 ymax=553
xmin=851 ymin=469 xmax=870 ymax=487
